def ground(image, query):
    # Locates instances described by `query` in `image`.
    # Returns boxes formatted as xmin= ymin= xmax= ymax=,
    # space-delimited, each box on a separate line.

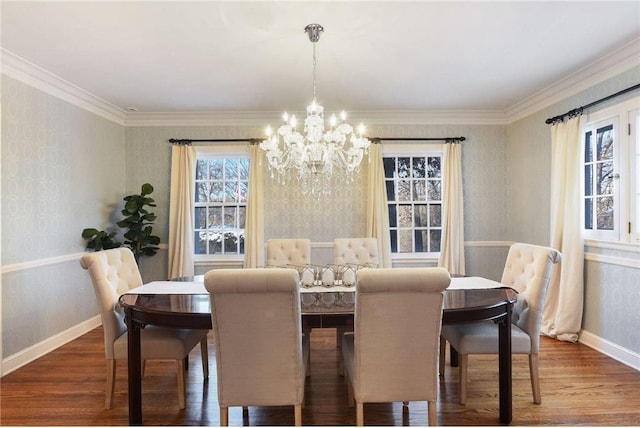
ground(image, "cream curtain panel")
xmin=243 ymin=143 xmax=265 ymax=268
xmin=543 ymin=116 xmax=584 ymax=342
xmin=366 ymin=142 xmax=392 ymax=268
xmin=438 ymin=142 xmax=466 ymax=275
xmin=168 ymin=144 xmax=196 ymax=279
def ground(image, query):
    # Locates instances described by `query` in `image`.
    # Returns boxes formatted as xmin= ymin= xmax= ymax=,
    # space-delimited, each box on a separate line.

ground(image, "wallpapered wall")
xmin=1 ymin=75 xmax=126 ymax=358
xmin=508 ymin=66 xmax=640 ymax=355
xmin=1 ymin=66 xmax=639 ymax=365
xmin=124 ymin=123 xmax=511 ymax=281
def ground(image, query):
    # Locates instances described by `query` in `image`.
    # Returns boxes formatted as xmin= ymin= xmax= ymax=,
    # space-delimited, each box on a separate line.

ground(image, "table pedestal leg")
xmin=498 ymin=303 xmax=513 ymax=424
xmin=125 ymin=307 xmax=143 ymax=425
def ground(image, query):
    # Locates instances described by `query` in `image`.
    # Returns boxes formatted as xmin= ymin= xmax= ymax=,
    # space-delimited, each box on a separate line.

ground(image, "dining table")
xmin=119 ymin=275 xmax=517 ymax=425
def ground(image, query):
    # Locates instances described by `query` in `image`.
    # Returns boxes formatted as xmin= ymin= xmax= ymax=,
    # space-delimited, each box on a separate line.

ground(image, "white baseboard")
xmin=1 ymin=315 xmax=101 ymax=377
xmin=579 ymin=329 xmax=640 ymax=371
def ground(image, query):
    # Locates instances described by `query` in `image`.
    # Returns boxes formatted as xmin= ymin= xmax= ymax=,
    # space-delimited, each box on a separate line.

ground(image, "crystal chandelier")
xmin=260 ymin=24 xmax=371 ymax=195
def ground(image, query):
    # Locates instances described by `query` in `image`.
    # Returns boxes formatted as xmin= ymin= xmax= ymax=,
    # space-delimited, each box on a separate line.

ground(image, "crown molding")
xmin=1 ymin=49 xmax=127 ymax=125
xmin=505 ymin=36 xmax=640 ymax=123
xmin=3 ymin=36 xmax=638 ymax=128
xmin=124 ymin=109 xmax=509 ymax=127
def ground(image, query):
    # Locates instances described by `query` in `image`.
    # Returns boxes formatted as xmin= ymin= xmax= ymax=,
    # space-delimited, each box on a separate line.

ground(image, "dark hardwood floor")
xmin=1 ymin=327 xmax=639 ymax=426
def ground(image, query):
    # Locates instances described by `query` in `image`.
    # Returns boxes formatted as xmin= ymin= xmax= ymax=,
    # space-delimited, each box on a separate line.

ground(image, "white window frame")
xmin=382 ymin=143 xmax=444 ymax=263
xmin=582 ymin=96 xmax=640 ymax=248
xmin=194 ymin=144 xmax=250 ymax=264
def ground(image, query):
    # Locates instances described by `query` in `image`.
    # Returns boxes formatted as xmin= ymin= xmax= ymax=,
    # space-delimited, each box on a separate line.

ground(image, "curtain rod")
xmin=169 ymin=136 xmax=466 ymax=144
xmin=545 ymin=83 xmax=640 ymax=125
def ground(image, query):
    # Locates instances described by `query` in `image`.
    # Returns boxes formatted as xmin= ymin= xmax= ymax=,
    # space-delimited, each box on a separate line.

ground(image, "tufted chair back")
xmin=341 ymin=267 xmax=451 ymax=425
xmin=80 ymin=248 xmax=142 ymax=359
xmin=333 ymin=238 xmax=379 ymax=267
xmin=501 ymin=243 xmax=562 ymax=352
xmin=266 ymin=239 xmax=311 ymax=267
xmin=205 ymin=268 xmax=308 ymax=425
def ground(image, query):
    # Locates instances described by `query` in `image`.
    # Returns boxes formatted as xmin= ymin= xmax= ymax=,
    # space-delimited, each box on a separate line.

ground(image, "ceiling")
xmin=2 ymin=1 xmax=639 ymax=120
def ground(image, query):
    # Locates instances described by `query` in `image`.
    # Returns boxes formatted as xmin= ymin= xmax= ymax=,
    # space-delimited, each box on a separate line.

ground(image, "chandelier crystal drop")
xmin=260 ymin=24 xmax=371 ymax=195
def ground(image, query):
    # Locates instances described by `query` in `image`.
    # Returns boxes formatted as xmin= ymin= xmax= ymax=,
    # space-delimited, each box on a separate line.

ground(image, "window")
xmin=383 ymin=145 xmax=443 ymax=256
xmin=582 ymin=96 xmax=640 ymax=244
xmin=194 ymin=149 xmax=249 ymax=258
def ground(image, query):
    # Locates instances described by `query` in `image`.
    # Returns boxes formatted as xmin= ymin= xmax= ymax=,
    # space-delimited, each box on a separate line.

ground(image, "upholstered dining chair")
xmin=440 ymin=243 xmax=562 ymax=405
xmin=80 ymin=247 xmax=209 ymax=410
xmin=341 ymin=267 xmax=451 ymax=426
xmin=204 ymin=268 xmax=309 ymax=426
xmin=333 ymin=237 xmax=379 ymax=345
xmin=266 ymin=238 xmax=311 ymax=267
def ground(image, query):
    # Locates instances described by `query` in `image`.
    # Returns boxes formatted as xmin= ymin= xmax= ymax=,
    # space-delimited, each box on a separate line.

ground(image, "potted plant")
xmin=82 ymin=183 xmax=161 ymax=263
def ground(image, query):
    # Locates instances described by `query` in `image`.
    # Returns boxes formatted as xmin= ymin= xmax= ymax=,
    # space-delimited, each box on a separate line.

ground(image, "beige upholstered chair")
xmin=333 ymin=237 xmax=379 ymax=267
xmin=341 ymin=267 xmax=451 ymax=426
xmin=80 ymin=247 xmax=209 ymax=409
xmin=333 ymin=237 xmax=379 ymax=344
xmin=440 ymin=243 xmax=562 ymax=405
xmin=204 ymin=268 xmax=309 ymax=426
xmin=266 ymin=238 xmax=311 ymax=267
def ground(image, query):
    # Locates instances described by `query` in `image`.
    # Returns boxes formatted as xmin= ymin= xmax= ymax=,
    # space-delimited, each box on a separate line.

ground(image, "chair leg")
xmin=294 ymin=403 xmax=302 ymax=426
xmin=427 ymin=400 xmax=436 ymax=426
xmin=141 ymin=360 xmax=146 ymax=379
xmin=529 ymin=353 xmax=541 ymax=404
xmin=356 ymin=401 xmax=364 ymax=426
xmin=336 ymin=327 xmax=344 ymax=348
xmin=105 ymin=359 xmax=116 ymax=409
xmin=200 ymin=336 xmax=209 ymax=379
xmin=458 ymin=354 xmax=468 ymax=405
xmin=220 ymin=406 xmax=229 ymax=426
xmin=176 ymin=359 xmax=186 ymax=409
xmin=439 ymin=337 xmax=446 ymax=376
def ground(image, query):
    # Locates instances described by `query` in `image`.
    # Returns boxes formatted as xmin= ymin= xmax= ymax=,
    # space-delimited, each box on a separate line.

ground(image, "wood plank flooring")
xmin=1 ymin=327 xmax=639 ymax=426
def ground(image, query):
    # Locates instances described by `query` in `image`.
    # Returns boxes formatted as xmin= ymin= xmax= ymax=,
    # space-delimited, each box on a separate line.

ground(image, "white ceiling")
xmin=2 ymin=1 xmax=639 ymax=120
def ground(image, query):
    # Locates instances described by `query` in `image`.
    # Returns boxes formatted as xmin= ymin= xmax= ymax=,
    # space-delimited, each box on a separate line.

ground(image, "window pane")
xmin=597 ymin=161 xmax=614 ymax=195
xmin=412 ymin=157 xmax=426 ymax=178
xmin=398 ymin=180 xmax=411 ymax=201
xmin=383 ymin=158 xmax=395 ymax=178
xmin=209 ymin=160 xmax=223 ymax=180
xmin=397 ymin=158 xmax=410 ymax=178
xmin=596 ymin=125 xmax=614 ymax=161
xmin=398 ymin=205 xmax=412 ymax=227
xmin=414 ymin=205 xmax=429 ymax=227
xmin=224 ymin=207 xmax=237 ymax=228
xmin=225 ymin=182 xmax=239 ymax=202
xmin=196 ymin=160 xmax=208 ymax=180
xmin=584 ymin=165 xmax=593 ymax=197
xmin=225 ymin=159 xmax=238 ymax=180
xmin=225 ymin=231 xmax=238 ymax=253
xmin=414 ymin=230 xmax=426 ymax=252
xmin=427 ymin=180 xmax=441 ymax=201
xmin=430 ymin=204 xmax=441 ymax=227
xmin=386 ymin=180 xmax=395 ymax=201
xmin=238 ymin=206 xmax=246 ymax=228
xmin=596 ymin=196 xmax=614 ymax=230
xmin=427 ymin=157 xmax=441 ymax=178
xmin=210 ymin=234 xmax=222 ymax=254
xmin=430 ymin=230 xmax=441 ymax=252
xmin=388 ymin=205 xmax=397 ymax=227
xmin=399 ymin=230 xmax=413 ymax=253
xmin=209 ymin=182 xmax=223 ymax=202
xmin=194 ymin=232 xmax=207 ymax=254
xmin=195 ymin=207 xmax=206 ymax=229
xmin=208 ymin=206 xmax=222 ymax=228
xmin=584 ymin=131 xmax=593 ymax=163
xmin=585 ymin=198 xmax=593 ymax=230
xmin=239 ymin=159 xmax=250 ymax=180
xmin=238 ymin=182 xmax=248 ymax=203
xmin=390 ymin=230 xmax=398 ymax=253
xmin=195 ymin=182 xmax=208 ymax=203
xmin=413 ymin=180 xmax=426 ymax=201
